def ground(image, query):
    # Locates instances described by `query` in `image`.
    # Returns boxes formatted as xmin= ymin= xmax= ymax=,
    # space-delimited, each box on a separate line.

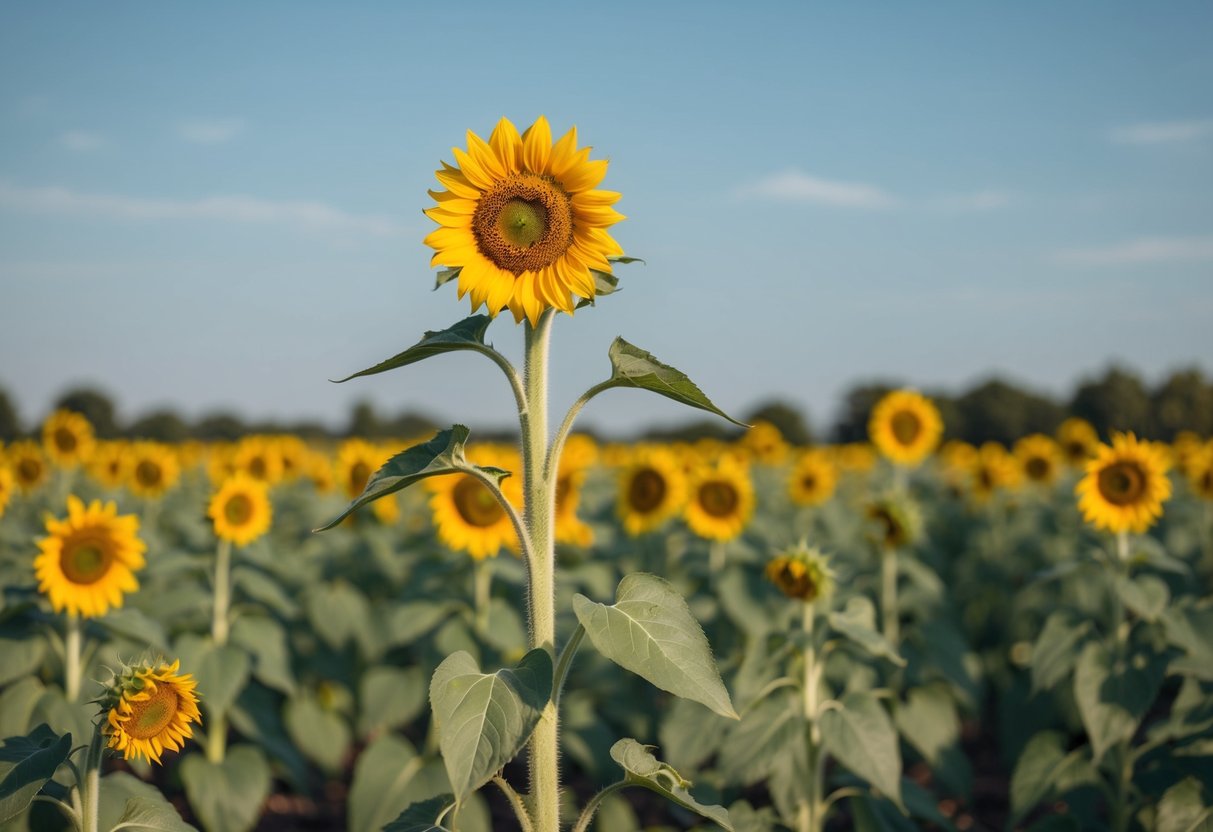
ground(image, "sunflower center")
xmin=890 ymin=411 xmax=922 ymax=446
xmin=248 ymin=456 xmax=268 ymax=479
xmin=135 ymin=460 xmax=163 ymax=488
xmin=555 ymin=475 xmax=573 ymax=514
xmin=472 ymin=174 xmax=573 ymax=275
xmin=224 ymin=493 xmax=254 ymax=526
xmin=61 ymin=539 xmax=113 ymax=584
xmin=1026 ymin=457 xmax=1051 ymax=481
xmin=1098 ymin=461 xmax=1146 ymax=506
xmin=54 ymin=427 xmax=78 ymax=453
xmin=17 ymin=458 xmax=43 ymax=483
xmin=123 ymin=685 xmax=180 ymax=740
xmin=801 ymin=475 xmax=817 ymax=490
xmin=452 ymin=477 xmax=505 ymax=527
xmin=628 ymin=468 xmax=667 ymax=513
xmin=698 ymin=481 xmax=740 ymax=518
xmin=349 ymin=462 xmax=371 ymax=494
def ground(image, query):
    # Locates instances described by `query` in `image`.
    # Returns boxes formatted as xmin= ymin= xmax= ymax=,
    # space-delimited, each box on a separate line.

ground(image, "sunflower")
xmin=969 ymin=442 xmax=1022 ymax=503
xmin=765 ymin=542 xmax=835 ymax=603
xmin=835 ymin=442 xmax=877 ymax=473
xmin=125 ymin=441 xmax=181 ymax=499
xmin=424 ymin=116 xmax=626 ymax=326
xmin=42 ymin=409 xmax=96 ymax=468
xmin=1187 ymin=442 xmax=1213 ymax=501
xmin=427 ymin=446 xmax=521 ymax=559
xmin=739 ymin=421 xmax=790 ymax=465
xmin=866 ymin=495 xmax=921 ymax=551
xmin=0 ymin=464 xmax=12 ymax=519
xmin=34 ymin=496 xmax=146 ymax=618
xmin=335 ymin=438 xmax=385 ymax=499
xmin=1013 ymin=434 xmax=1063 ymax=487
xmin=1077 ymin=433 xmax=1172 ymax=534
xmin=232 ymin=435 xmax=283 ymax=484
xmin=103 ymin=659 xmax=201 ymax=765
xmin=208 ymin=473 xmax=272 ymax=546
xmin=685 ymin=457 xmax=755 ymax=542
xmin=616 ymin=446 xmax=688 ymax=536
xmin=788 ymin=449 xmax=838 ymax=506
xmin=274 ymin=435 xmax=309 ymax=481
xmin=554 ymin=435 xmax=598 ymax=548
xmin=87 ymin=441 xmax=128 ymax=489
xmin=1057 ymin=418 xmax=1100 ymax=466
xmin=8 ymin=440 xmax=49 ymax=493
xmin=868 ymin=390 xmax=944 ymax=466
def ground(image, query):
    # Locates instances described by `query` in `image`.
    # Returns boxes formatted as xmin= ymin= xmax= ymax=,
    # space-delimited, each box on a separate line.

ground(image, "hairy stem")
xmin=209 ymin=538 xmax=232 ymax=764
xmin=64 ymin=613 xmax=83 ymax=702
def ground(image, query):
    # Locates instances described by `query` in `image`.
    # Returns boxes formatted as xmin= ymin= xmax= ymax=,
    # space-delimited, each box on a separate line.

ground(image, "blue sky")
xmin=2 ymin=2 xmax=1211 ymax=436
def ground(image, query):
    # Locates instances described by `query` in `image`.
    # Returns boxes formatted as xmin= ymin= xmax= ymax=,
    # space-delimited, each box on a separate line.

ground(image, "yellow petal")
xmin=522 ymin=116 xmax=552 ymax=174
xmin=467 ymin=129 xmax=507 ymax=181
xmin=559 ymin=158 xmax=608 ymax=193
xmin=452 ymin=147 xmax=494 ymax=191
xmin=490 ymin=117 xmax=522 ymax=174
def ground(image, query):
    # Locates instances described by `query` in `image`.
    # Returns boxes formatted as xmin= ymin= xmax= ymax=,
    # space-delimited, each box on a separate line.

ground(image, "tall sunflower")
xmin=868 ymin=390 xmax=943 ymax=466
xmin=103 ymin=659 xmax=201 ymax=765
xmin=1076 ymin=432 xmax=1172 ymax=534
xmin=427 ymin=446 xmax=522 ymax=559
xmin=42 ymin=409 xmax=96 ymax=468
xmin=424 ymin=116 xmax=626 ymax=326
xmin=125 ymin=441 xmax=181 ymax=499
xmin=616 ymin=446 xmax=687 ymax=536
xmin=34 ymin=496 xmax=146 ymax=618
xmin=1013 ymin=434 xmax=1063 ymax=487
xmin=8 ymin=440 xmax=49 ymax=493
xmin=788 ymin=449 xmax=838 ymax=507
xmin=208 ymin=473 xmax=272 ymax=546
xmin=684 ymin=457 xmax=755 ymax=542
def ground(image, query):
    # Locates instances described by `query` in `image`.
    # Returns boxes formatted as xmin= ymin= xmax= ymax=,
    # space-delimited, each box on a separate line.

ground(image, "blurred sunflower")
xmin=232 ymin=436 xmax=283 ymax=484
xmin=424 ymin=115 xmax=625 ymax=326
xmin=208 ymin=473 xmax=272 ymax=546
xmin=0 ymin=464 xmax=12 ymax=519
xmin=866 ymin=495 xmax=921 ymax=551
xmin=969 ymin=442 xmax=1021 ymax=503
xmin=868 ymin=390 xmax=943 ymax=466
xmin=335 ymin=438 xmax=383 ymax=500
xmin=42 ymin=409 xmax=96 ymax=468
xmin=427 ymin=446 xmax=521 ymax=559
xmin=7 ymin=441 xmax=49 ymax=493
xmin=1186 ymin=442 xmax=1213 ymax=500
xmin=554 ymin=435 xmax=598 ymax=548
xmin=125 ymin=442 xmax=181 ymax=499
xmin=616 ymin=446 xmax=687 ymax=536
xmin=274 ymin=435 xmax=309 ymax=481
xmin=1077 ymin=433 xmax=1172 ymax=534
xmin=87 ymin=441 xmax=128 ymax=489
xmin=685 ymin=457 xmax=755 ymax=542
xmin=787 ymin=449 xmax=838 ymax=506
xmin=835 ymin=442 xmax=877 ymax=473
xmin=765 ymin=542 xmax=835 ymax=603
xmin=1013 ymin=434 xmax=1063 ymax=487
xmin=103 ymin=659 xmax=201 ymax=765
xmin=34 ymin=496 xmax=146 ymax=618
xmin=1057 ymin=418 xmax=1100 ymax=466
xmin=739 ymin=421 xmax=790 ymax=465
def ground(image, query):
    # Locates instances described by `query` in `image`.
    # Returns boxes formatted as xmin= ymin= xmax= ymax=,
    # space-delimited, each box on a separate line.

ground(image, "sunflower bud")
xmin=866 ymin=495 xmax=921 ymax=551
xmin=765 ymin=543 xmax=835 ymax=603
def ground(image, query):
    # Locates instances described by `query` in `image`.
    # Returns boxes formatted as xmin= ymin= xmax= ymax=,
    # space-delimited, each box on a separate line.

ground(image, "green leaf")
xmin=1157 ymin=778 xmax=1213 ymax=832
xmin=1162 ymin=604 xmax=1213 ymax=664
xmin=609 ymin=739 xmax=734 ymax=831
xmin=819 ymin=692 xmax=903 ymax=810
xmin=658 ymin=698 xmax=730 ymax=772
xmin=1115 ymin=574 xmax=1170 ymax=622
xmin=434 ymin=267 xmax=461 ymax=289
xmin=173 ymin=635 xmax=250 ymax=716
xmin=99 ymin=609 xmax=169 ymax=652
xmin=229 ymin=615 xmax=296 ymax=696
xmin=306 ymin=582 xmax=373 ymax=654
xmin=108 ymin=796 xmax=197 ymax=831
xmin=1010 ymin=732 xmax=1075 ymax=824
xmin=719 ymin=690 xmax=801 ymax=786
xmin=314 ymin=426 xmax=509 ymax=531
xmin=98 ymin=772 xmax=184 ymax=832
xmin=383 ymin=794 xmax=455 ymax=832
xmin=358 ymin=666 xmax=428 ymax=738
xmin=348 ymin=734 xmax=428 ymax=832
xmin=428 ymin=649 xmax=552 ymax=806
xmin=0 ymin=724 xmax=72 ymax=825
xmin=828 ymin=597 xmax=905 ymax=667
xmin=0 ymin=638 xmax=45 ymax=688
xmin=894 ymin=685 xmax=958 ymax=765
xmin=1073 ymin=641 xmax=1161 ymax=764
xmin=573 ymin=573 xmax=738 ymax=719
xmin=332 ymin=316 xmax=495 ymax=383
xmin=598 ymin=338 xmax=746 ymax=427
xmin=284 ymin=693 xmax=351 ymax=773
xmin=180 ymin=746 xmax=271 ymax=832
xmin=1030 ymin=611 xmax=1090 ymax=694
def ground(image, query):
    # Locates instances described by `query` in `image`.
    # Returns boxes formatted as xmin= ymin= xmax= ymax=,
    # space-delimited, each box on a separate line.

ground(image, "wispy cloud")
xmin=741 ymin=170 xmax=899 ymax=208
xmin=1109 ymin=119 xmax=1213 ymax=145
xmin=1053 ymin=235 xmax=1213 ymax=266
xmin=58 ymin=130 xmax=104 ymax=151
xmin=0 ymin=181 xmax=404 ymax=237
xmin=178 ymin=118 xmax=245 ymax=144
xmin=927 ymin=190 xmax=1013 ymax=212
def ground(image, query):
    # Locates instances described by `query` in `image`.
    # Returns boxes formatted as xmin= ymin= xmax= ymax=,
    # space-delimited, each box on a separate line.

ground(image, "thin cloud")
xmin=927 ymin=190 xmax=1013 ymax=212
xmin=58 ymin=130 xmax=104 ymax=151
xmin=1109 ymin=119 xmax=1213 ymax=145
xmin=178 ymin=118 xmax=245 ymax=144
xmin=741 ymin=170 xmax=899 ymax=208
xmin=1053 ymin=235 xmax=1213 ymax=266
xmin=0 ymin=181 xmax=404 ymax=237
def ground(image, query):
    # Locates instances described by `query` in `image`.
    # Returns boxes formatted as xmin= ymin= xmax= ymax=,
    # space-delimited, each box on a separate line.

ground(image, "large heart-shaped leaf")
xmin=819 ymin=692 xmax=903 ymax=810
xmin=0 ymin=724 xmax=72 ymax=824
xmin=180 ymin=746 xmax=271 ymax=832
xmin=1073 ymin=641 xmax=1162 ymax=764
xmin=597 ymin=339 xmax=745 ymax=427
xmin=428 ymin=649 xmax=552 ymax=805
xmin=108 ymin=796 xmax=197 ymax=831
xmin=331 ymin=316 xmax=495 ymax=383
xmin=315 ymin=426 xmax=509 ymax=531
xmin=609 ymin=739 xmax=734 ymax=830
xmin=573 ymin=573 xmax=738 ymax=719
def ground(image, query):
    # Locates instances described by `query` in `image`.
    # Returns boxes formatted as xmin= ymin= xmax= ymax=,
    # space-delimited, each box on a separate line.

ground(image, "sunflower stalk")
xmin=473 ymin=558 xmax=493 ymax=634
xmin=799 ymin=600 xmax=826 ymax=832
xmin=208 ymin=538 xmax=232 ymax=764
xmin=75 ymin=722 xmax=105 ymax=832
xmin=65 ymin=612 xmax=83 ymax=702
xmin=1109 ymin=530 xmax=1133 ymax=832
xmin=880 ymin=549 xmax=899 ymax=650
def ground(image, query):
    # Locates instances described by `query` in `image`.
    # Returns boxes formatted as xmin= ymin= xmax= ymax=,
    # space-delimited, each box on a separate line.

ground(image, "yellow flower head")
xmin=87 ymin=441 xmax=128 ymax=489
xmin=232 ymin=435 xmax=283 ymax=485
xmin=868 ymin=390 xmax=944 ymax=467
xmin=34 ymin=497 xmax=146 ymax=618
xmin=208 ymin=472 xmax=273 ymax=546
xmin=739 ymin=421 xmax=790 ymax=465
xmin=969 ymin=442 xmax=1022 ymax=503
xmin=424 ymin=116 xmax=626 ymax=326
xmin=427 ymin=446 xmax=522 ymax=560
xmin=42 ymin=409 xmax=96 ymax=468
xmin=684 ymin=457 xmax=755 ymax=543
xmin=7 ymin=440 xmax=49 ymax=493
xmin=1057 ymin=418 xmax=1100 ymax=466
xmin=335 ymin=438 xmax=386 ymax=500
xmin=102 ymin=659 xmax=201 ymax=765
xmin=1014 ymin=434 xmax=1063 ymax=487
xmin=0 ymin=464 xmax=12 ymax=519
xmin=616 ymin=446 xmax=687 ymax=537
xmin=554 ymin=439 xmax=597 ymax=549
xmin=125 ymin=441 xmax=181 ymax=499
xmin=765 ymin=542 xmax=835 ymax=603
xmin=1186 ymin=441 xmax=1213 ymax=501
xmin=788 ymin=449 xmax=838 ymax=507
xmin=1076 ymin=432 xmax=1172 ymax=534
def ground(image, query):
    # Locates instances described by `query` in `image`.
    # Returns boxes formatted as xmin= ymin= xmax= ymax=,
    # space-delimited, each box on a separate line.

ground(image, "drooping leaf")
xmin=1156 ymin=778 xmax=1213 ymax=832
xmin=108 ymin=796 xmax=197 ymax=831
xmin=428 ymin=649 xmax=552 ymax=805
xmin=1073 ymin=641 xmax=1162 ymax=764
xmin=609 ymin=739 xmax=734 ymax=830
xmin=1115 ymin=574 xmax=1169 ymax=623
xmin=315 ymin=426 xmax=509 ymax=531
xmin=180 ymin=746 xmax=271 ymax=832
xmin=433 ymin=267 xmax=461 ymax=290
xmin=597 ymin=338 xmax=746 ymax=427
xmin=331 ymin=316 xmax=495 ymax=383
xmin=229 ymin=615 xmax=296 ymax=696
xmin=1030 ymin=611 xmax=1090 ymax=694
xmin=895 ymin=685 xmax=958 ymax=765
xmin=819 ymin=692 xmax=903 ymax=810
xmin=348 ymin=734 xmax=427 ymax=832
xmin=829 ymin=597 xmax=905 ymax=667
xmin=573 ymin=573 xmax=738 ymax=719
xmin=358 ymin=667 xmax=428 ymax=738
xmin=383 ymin=794 xmax=456 ymax=832
xmin=284 ymin=693 xmax=351 ymax=773
xmin=0 ymin=724 xmax=72 ymax=825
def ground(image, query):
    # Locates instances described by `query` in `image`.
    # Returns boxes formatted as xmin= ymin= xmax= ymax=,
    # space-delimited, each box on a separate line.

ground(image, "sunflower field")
xmin=3 ymin=117 xmax=1213 ymax=832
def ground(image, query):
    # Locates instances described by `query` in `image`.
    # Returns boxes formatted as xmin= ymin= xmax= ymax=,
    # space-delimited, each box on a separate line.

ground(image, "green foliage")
xmin=331 ymin=316 xmax=496 ymax=383
xmin=382 ymin=794 xmax=455 ymax=832
xmin=598 ymin=339 xmax=747 ymax=428
xmin=179 ymin=746 xmax=271 ymax=832
xmin=820 ymin=692 xmax=904 ymax=810
xmin=607 ymin=739 xmax=734 ymax=830
xmin=0 ymin=724 xmax=72 ymax=824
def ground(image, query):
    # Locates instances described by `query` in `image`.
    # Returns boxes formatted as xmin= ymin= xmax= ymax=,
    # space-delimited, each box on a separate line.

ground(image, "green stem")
xmin=209 ymin=538 xmax=232 ymax=764
xmin=469 ymin=467 xmax=534 ymax=561
xmin=65 ymin=613 xmax=83 ymax=702
xmin=553 ymin=624 xmax=585 ymax=705
xmin=206 ymin=711 xmax=227 ymax=764
xmin=473 ymin=558 xmax=493 ymax=635
xmin=570 ymin=782 xmax=628 ymax=832
xmin=78 ymin=722 xmax=104 ymax=832
xmin=31 ymin=795 xmax=82 ymax=831
xmin=545 ymin=382 xmax=612 ymax=482
xmin=1110 ymin=530 xmax=1132 ymax=831
xmin=801 ymin=601 xmax=826 ymax=832
xmin=880 ymin=549 xmax=899 ymax=649
xmin=709 ymin=539 xmax=726 ymax=577
xmin=492 ymin=775 xmax=536 ymax=832
xmin=522 ymin=311 xmax=560 ymax=832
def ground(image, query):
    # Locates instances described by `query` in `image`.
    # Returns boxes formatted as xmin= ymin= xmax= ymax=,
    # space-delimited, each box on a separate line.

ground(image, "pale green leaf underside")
xmin=828 ymin=597 xmax=905 ymax=666
xmin=383 ymin=794 xmax=456 ymax=832
xmin=331 ymin=316 xmax=494 ymax=383
xmin=573 ymin=573 xmax=738 ymax=719
xmin=110 ymin=796 xmax=198 ymax=831
xmin=819 ymin=692 xmax=904 ymax=810
xmin=602 ymin=338 xmax=745 ymax=427
xmin=610 ymin=739 xmax=734 ymax=831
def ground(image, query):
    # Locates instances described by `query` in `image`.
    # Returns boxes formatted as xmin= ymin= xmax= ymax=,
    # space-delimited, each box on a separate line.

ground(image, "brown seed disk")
xmin=472 ymin=174 xmax=574 ymax=275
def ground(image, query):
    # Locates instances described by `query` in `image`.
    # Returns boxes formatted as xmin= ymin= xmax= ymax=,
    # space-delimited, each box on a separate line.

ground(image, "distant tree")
xmin=348 ymin=401 xmax=382 ymax=438
xmin=387 ymin=410 xmax=440 ymax=440
xmin=1151 ymin=368 xmax=1213 ymax=439
xmin=53 ymin=387 xmax=119 ymax=437
xmin=932 ymin=394 xmax=966 ymax=441
xmin=639 ymin=419 xmax=735 ymax=444
xmin=0 ymin=386 xmax=19 ymax=442
xmin=746 ymin=400 xmax=812 ymax=446
xmin=953 ymin=378 xmax=1064 ymax=445
xmin=830 ymin=382 xmax=899 ymax=443
xmin=195 ymin=413 xmax=246 ymax=442
xmin=127 ymin=410 xmax=190 ymax=442
xmin=1070 ymin=367 xmax=1153 ymax=438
